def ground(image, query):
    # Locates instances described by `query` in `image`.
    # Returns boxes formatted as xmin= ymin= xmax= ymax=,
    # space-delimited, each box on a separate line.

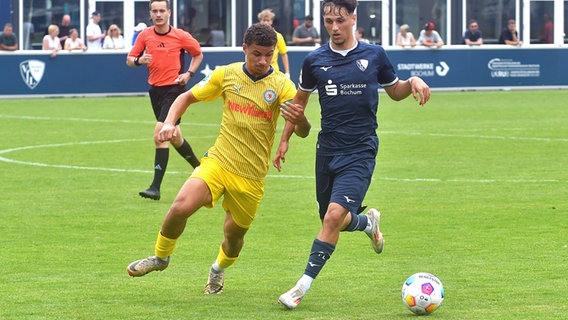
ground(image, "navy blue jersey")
xmin=299 ymin=41 xmax=398 ymax=155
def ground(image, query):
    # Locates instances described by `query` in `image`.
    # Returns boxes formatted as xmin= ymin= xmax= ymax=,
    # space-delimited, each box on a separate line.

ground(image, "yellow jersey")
xmin=271 ymin=31 xmax=288 ymax=72
xmin=191 ymin=62 xmax=296 ymax=180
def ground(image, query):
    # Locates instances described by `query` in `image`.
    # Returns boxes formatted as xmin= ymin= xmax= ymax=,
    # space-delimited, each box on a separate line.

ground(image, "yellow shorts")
xmin=191 ymin=156 xmax=265 ymax=229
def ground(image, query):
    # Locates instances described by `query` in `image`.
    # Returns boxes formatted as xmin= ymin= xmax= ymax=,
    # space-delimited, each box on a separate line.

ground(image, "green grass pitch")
xmin=0 ymin=90 xmax=566 ymax=319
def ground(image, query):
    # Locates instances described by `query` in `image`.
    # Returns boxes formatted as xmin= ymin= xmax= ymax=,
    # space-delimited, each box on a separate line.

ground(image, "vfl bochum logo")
xmin=20 ymin=60 xmax=46 ymax=90
xmin=356 ymin=59 xmax=368 ymax=72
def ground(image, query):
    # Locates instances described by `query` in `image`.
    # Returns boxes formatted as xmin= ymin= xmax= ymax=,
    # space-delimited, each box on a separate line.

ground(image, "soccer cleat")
xmin=204 ymin=268 xmax=224 ymax=294
xmin=126 ymin=256 xmax=169 ymax=277
xmin=278 ymin=285 xmax=306 ymax=310
xmin=139 ymin=187 xmax=160 ymax=200
xmin=365 ymin=208 xmax=384 ymax=254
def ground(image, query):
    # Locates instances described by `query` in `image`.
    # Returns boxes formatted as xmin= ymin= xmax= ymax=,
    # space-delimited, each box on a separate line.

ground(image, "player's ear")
xmin=242 ymin=43 xmax=248 ymax=54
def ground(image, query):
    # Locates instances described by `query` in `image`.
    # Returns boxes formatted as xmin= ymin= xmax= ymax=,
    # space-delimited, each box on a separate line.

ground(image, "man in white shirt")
xmin=86 ymin=11 xmax=105 ymax=50
xmin=417 ymin=22 xmax=444 ymax=48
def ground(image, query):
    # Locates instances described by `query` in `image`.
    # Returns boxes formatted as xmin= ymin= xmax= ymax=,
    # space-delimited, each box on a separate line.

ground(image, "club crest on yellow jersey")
xmin=263 ymin=89 xmax=276 ymax=103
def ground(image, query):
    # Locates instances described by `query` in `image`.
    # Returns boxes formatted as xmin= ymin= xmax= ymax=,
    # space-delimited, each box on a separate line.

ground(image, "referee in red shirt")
xmin=127 ymin=0 xmax=203 ymax=200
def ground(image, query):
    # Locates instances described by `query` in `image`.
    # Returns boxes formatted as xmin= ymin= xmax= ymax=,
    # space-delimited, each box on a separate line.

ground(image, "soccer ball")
xmin=401 ymin=272 xmax=444 ymax=315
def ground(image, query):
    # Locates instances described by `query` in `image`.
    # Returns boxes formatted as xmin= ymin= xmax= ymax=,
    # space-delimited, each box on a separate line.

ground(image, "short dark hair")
xmin=150 ymin=0 xmax=170 ymax=10
xmin=243 ymin=23 xmax=277 ymax=47
xmin=322 ymin=0 xmax=358 ymax=16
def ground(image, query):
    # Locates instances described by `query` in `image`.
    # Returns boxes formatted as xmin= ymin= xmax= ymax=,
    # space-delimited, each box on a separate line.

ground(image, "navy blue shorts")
xmin=315 ymin=149 xmax=377 ymax=219
xmin=149 ymin=85 xmax=185 ymax=124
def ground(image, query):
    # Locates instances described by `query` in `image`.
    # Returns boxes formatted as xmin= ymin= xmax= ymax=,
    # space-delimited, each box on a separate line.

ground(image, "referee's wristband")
xmin=134 ymin=57 xmax=141 ymax=66
xmin=187 ymin=70 xmax=195 ymax=77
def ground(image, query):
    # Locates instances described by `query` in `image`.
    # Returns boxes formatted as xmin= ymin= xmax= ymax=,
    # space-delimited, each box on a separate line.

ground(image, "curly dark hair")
xmin=243 ymin=23 xmax=277 ymax=47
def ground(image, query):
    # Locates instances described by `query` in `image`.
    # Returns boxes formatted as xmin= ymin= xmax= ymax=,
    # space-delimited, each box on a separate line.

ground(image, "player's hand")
xmin=139 ymin=53 xmax=152 ymax=65
xmin=158 ymin=123 xmax=176 ymax=142
xmin=175 ymin=72 xmax=191 ymax=85
xmin=280 ymin=101 xmax=305 ymax=125
xmin=409 ymin=77 xmax=431 ymax=106
xmin=280 ymin=100 xmax=311 ymax=137
xmin=272 ymin=141 xmax=289 ymax=172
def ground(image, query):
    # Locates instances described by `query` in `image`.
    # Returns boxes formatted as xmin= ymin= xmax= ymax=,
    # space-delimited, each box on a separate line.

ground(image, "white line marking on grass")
xmin=3 ymin=114 xmax=566 ymax=142
xmin=380 ymin=131 xmax=568 ymax=142
xmin=0 ymin=140 xmax=564 ymax=183
xmin=0 ymin=139 xmax=154 ymax=173
xmin=378 ymin=177 xmax=562 ymax=183
xmin=0 ymin=139 xmax=147 ymax=154
xmin=266 ymin=175 xmax=562 ymax=183
xmin=0 ymin=114 xmax=220 ymax=127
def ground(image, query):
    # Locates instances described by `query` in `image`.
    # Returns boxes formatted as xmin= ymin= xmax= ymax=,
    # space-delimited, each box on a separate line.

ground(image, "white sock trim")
xmin=297 ymin=274 xmax=314 ymax=292
xmin=364 ymin=216 xmax=373 ymax=233
xmin=212 ymin=261 xmax=224 ymax=273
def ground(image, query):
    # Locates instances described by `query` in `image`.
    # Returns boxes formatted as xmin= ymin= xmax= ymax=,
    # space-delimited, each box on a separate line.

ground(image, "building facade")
xmin=1 ymin=0 xmax=566 ymax=51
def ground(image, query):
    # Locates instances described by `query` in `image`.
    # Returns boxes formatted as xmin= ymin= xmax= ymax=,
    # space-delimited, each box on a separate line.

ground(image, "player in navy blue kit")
xmin=273 ymin=0 xmax=431 ymax=309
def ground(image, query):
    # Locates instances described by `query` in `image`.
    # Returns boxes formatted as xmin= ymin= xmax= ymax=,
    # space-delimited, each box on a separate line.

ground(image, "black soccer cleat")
xmin=139 ymin=187 xmax=160 ymax=200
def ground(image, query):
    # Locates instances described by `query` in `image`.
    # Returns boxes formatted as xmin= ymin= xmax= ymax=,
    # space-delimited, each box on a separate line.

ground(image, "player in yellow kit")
xmin=126 ymin=23 xmax=310 ymax=295
xmin=257 ymin=8 xmax=291 ymax=78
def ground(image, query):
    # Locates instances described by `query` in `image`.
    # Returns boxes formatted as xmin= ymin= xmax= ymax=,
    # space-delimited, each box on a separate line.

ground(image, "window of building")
xmin=176 ymin=0 xmax=232 ymax=47
xmin=24 ymin=0 xmax=80 ymax=50
xmin=566 ymin=0 xmax=568 ymax=43
xmin=357 ymin=0 xmax=383 ymax=45
xmin=530 ymin=0 xmax=554 ymax=44
xmin=466 ymin=0 xmax=517 ymax=44
xmin=252 ymin=0 xmax=307 ymax=45
xmin=396 ymin=0 xmax=447 ymax=45
xmin=11 ymin=0 xmax=568 ymax=49
xmin=95 ymin=2 xmax=125 ymax=35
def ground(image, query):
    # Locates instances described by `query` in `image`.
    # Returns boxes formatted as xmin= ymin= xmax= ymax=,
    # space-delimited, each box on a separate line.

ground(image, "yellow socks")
xmin=216 ymin=244 xmax=238 ymax=269
xmin=155 ymin=232 xmax=177 ymax=259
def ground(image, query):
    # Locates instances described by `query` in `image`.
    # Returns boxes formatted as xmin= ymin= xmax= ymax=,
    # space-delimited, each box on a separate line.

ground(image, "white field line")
xmin=1 ymin=115 xmax=566 ymax=183
xmin=0 ymin=139 xmax=564 ymax=183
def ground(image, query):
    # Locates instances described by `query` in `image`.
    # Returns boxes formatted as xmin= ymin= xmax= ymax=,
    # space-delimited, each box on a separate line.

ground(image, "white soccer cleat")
xmin=126 ymin=256 xmax=169 ymax=277
xmin=365 ymin=208 xmax=384 ymax=254
xmin=204 ymin=267 xmax=224 ymax=294
xmin=278 ymin=285 xmax=306 ymax=310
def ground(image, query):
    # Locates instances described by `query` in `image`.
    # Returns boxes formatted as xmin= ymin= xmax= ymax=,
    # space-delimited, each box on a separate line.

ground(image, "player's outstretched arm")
xmin=384 ymin=77 xmax=431 ymax=106
xmin=158 ymin=90 xmax=198 ymax=142
xmin=272 ymin=91 xmax=311 ymax=171
xmin=272 ymin=121 xmax=294 ymax=172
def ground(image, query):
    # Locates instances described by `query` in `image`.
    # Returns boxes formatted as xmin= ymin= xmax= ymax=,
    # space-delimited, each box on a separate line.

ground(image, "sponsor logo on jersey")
xmin=324 ymin=79 xmax=367 ymax=96
xmin=228 ymin=99 xmax=273 ymax=120
xmin=324 ymin=79 xmax=337 ymax=96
